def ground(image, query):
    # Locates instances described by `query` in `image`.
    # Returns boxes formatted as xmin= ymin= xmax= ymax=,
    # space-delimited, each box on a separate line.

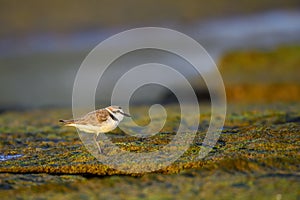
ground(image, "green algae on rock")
xmin=0 ymin=104 xmax=299 ymax=176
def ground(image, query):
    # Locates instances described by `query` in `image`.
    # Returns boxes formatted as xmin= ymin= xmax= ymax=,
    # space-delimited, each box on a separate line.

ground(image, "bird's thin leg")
xmin=93 ymin=133 xmax=103 ymax=154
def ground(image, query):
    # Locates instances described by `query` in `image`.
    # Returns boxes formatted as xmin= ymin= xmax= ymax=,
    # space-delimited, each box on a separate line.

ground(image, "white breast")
xmin=69 ymin=117 xmax=119 ymax=134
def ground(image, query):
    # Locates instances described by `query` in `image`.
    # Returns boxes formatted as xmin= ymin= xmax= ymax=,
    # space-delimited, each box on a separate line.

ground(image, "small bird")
xmin=59 ymin=106 xmax=131 ymax=154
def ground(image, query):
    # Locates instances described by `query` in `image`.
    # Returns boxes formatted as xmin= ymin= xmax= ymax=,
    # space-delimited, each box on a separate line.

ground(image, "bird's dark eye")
xmin=118 ymin=106 xmax=122 ymax=109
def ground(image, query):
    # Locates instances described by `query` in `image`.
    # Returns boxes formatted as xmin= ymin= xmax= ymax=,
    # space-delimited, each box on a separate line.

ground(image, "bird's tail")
xmin=59 ymin=119 xmax=75 ymax=126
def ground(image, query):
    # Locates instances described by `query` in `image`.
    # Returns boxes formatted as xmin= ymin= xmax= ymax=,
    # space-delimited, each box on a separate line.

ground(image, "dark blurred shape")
xmin=161 ymin=88 xmax=210 ymax=104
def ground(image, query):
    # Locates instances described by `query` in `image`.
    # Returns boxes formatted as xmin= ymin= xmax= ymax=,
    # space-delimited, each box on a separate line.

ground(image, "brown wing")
xmin=95 ymin=109 xmax=110 ymax=123
xmin=75 ymin=108 xmax=109 ymax=126
xmin=60 ymin=109 xmax=109 ymax=126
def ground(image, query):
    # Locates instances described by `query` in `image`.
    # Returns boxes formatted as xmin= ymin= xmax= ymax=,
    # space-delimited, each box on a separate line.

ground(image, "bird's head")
xmin=106 ymin=106 xmax=131 ymax=121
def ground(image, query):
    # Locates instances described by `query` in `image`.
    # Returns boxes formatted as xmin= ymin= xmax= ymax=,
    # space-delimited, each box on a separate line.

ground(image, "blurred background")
xmin=0 ymin=0 xmax=299 ymax=111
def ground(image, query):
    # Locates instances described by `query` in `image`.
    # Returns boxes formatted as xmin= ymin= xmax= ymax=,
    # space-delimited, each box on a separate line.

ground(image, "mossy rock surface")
xmin=0 ymin=103 xmax=299 ymax=199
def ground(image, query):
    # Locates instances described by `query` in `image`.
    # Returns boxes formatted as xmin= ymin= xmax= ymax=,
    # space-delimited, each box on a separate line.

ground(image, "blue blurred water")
xmin=0 ymin=154 xmax=23 ymax=161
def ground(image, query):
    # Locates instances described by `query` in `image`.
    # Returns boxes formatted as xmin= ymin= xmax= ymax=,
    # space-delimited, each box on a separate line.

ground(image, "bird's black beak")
xmin=121 ymin=112 xmax=131 ymax=117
